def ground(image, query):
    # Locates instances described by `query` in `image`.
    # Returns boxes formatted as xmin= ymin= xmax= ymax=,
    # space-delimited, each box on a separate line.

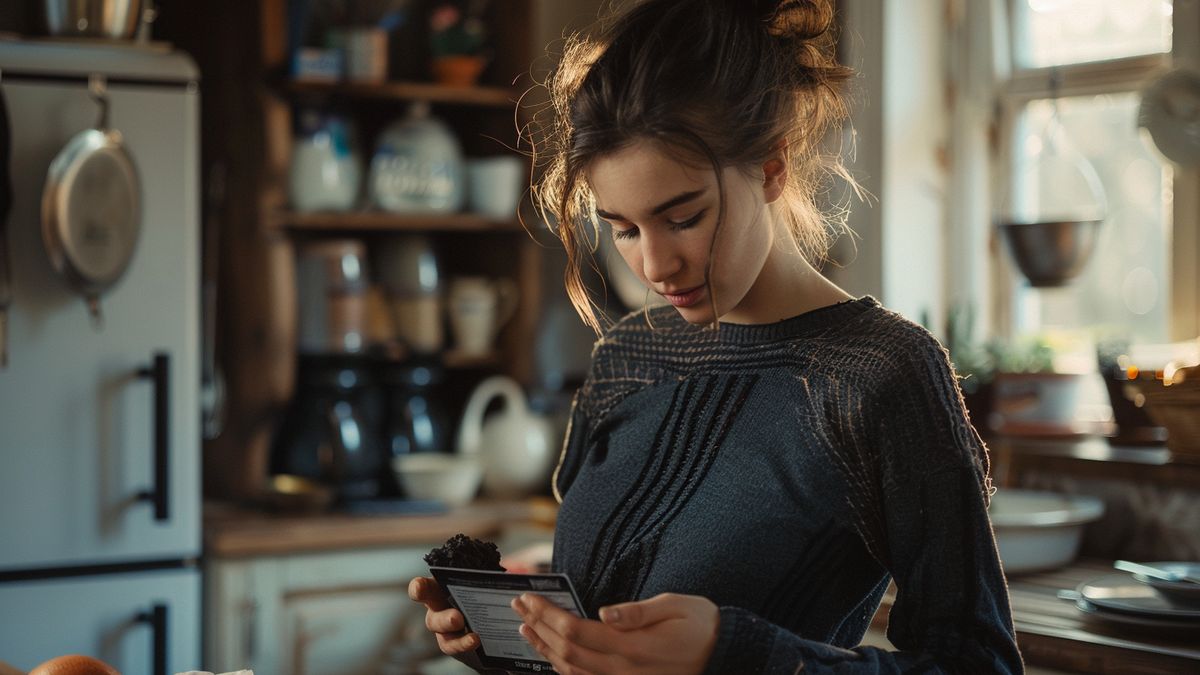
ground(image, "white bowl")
xmin=392 ymin=454 xmax=483 ymax=506
xmin=990 ymin=489 xmax=1105 ymax=575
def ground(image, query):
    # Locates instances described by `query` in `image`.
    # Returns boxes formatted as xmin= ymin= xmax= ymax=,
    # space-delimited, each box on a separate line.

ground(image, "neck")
xmin=720 ymin=214 xmax=851 ymax=325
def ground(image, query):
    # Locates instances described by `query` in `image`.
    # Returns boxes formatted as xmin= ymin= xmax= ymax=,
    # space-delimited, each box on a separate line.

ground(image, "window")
xmin=998 ymin=0 xmax=1191 ymax=348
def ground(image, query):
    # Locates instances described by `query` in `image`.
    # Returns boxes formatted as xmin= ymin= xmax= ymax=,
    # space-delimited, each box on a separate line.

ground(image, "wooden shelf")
xmin=271 ymin=210 xmax=525 ymax=233
xmin=286 ymin=80 xmax=518 ymax=108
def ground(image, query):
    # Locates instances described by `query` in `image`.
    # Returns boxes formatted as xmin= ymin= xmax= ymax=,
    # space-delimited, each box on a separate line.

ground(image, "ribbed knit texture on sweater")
xmin=551 ymin=296 xmax=1024 ymax=673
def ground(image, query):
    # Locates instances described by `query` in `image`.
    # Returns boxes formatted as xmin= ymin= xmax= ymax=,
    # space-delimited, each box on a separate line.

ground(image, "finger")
xmin=408 ymin=577 xmax=450 ymax=611
xmin=514 ymin=595 xmax=615 ymax=672
xmin=436 ymin=630 xmax=481 ymax=655
xmin=599 ymin=592 xmax=688 ymax=630
xmin=520 ymin=623 xmax=594 ymax=675
xmin=519 ymin=623 xmax=568 ymax=672
xmin=516 ymin=594 xmax=613 ymax=649
xmin=425 ymin=606 xmax=466 ymax=634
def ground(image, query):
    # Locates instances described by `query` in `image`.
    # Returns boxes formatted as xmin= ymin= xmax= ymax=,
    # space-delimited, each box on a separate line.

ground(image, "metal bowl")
xmin=998 ymin=219 xmax=1102 ymax=287
xmin=44 ymin=0 xmax=143 ymax=40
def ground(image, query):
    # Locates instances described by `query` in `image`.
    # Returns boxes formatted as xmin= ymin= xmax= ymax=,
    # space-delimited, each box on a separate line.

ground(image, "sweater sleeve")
xmin=702 ymin=330 xmax=1025 ymax=674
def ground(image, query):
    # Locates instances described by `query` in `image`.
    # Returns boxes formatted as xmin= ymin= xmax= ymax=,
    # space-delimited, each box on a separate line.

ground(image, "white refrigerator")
xmin=0 ymin=41 xmax=201 ymax=674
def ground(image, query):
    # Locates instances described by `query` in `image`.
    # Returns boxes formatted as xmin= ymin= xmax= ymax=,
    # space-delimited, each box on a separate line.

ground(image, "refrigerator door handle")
xmin=136 ymin=352 xmax=170 ymax=521
xmin=136 ymin=602 xmax=168 ymax=675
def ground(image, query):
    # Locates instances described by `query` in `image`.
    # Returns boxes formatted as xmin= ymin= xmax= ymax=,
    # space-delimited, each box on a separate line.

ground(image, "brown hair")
xmin=529 ymin=0 xmax=855 ymax=333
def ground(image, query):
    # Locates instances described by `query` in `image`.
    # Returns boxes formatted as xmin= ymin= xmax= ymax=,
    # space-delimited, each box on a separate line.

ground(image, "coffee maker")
xmin=271 ymin=240 xmax=389 ymax=500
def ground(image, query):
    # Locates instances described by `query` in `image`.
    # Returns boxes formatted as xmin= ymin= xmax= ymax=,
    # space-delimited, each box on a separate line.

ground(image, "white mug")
xmin=466 ymin=156 xmax=525 ymax=222
xmin=448 ymin=277 xmax=518 ymax=356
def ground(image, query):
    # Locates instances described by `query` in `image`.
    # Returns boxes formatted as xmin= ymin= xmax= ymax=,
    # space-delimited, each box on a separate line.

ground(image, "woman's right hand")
xmin=407 ymin=576 xmax=481 ymax=655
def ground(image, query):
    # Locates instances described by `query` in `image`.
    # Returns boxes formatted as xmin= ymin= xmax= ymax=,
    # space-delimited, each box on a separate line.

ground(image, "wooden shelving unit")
xmin=270 ymin=209 xmax=526 ymax=233
xmin=286 ymin=80 xmax=519 ymax=108
xmin=187 ymin=0 xmax=542 ymax=503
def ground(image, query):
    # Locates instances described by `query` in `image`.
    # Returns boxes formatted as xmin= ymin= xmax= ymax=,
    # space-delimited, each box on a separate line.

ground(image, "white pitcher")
xmin=456 ymin=376 xmax=557 ymax=498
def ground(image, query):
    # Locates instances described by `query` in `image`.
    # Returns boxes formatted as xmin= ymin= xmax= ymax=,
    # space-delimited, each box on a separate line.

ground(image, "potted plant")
xmin=988 ymin=334 xmax=1088 ymax=436
xmin=429 ymin=0 xmax=490 ymax=86
xmin=940 ymin=303 xmax=997 ymax=433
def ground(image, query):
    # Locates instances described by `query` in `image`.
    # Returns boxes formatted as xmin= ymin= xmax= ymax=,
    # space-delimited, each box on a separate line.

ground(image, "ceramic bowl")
xmin=990 ymin=489 xmax=1105 ymax=575
xmin=392 ymin=453 xmax=482 ymax=506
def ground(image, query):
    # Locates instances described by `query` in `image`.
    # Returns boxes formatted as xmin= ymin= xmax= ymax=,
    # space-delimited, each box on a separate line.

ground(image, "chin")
xmin=673 ymin=303 xmax=719 ymax=326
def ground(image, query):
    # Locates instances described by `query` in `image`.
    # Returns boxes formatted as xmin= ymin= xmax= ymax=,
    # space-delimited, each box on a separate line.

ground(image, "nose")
xmin=639 ymin=231 xmax=683 ymax=285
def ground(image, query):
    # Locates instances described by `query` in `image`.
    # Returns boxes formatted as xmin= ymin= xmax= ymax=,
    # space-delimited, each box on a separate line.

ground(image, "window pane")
xmin=1017 ymin=0 xmax=1172 ymax=68
xmin=1009 ymin=93 xmax=1171 ymax=343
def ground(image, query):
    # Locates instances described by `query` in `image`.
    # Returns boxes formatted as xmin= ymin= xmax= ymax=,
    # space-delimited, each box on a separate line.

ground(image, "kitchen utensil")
xmin=996 ymin=72 xmax=1106 ymax=288
xmin=1126 ymin=562 xmax=1200 ymax=604
xmin=270 ymin=355 xmax=387 ymax=500
xmin=368 ymin=101 xmax=464 ymax=213
xmin=1139 ymin=68 xmax=1200 ymax=167
xmin=383 ymin=357 xmax=452 ymax=458
xmin=1072 ymin=596 xmax=1200 ymax=635
xmin=41 ymin=74 xmax=140 ymax=327
xmin=1116 ymin=560 xmax=1200 ymax=586
xmin=989 ymin=489 xmax=1105 ymax=574
xmin=997 ymin=219 xmax=1103 ymax=288
xmin=0 ymin=86 xmax=12 ymax=368
xmin=288 ymin=108 xmax=361 ymax=212
xmin=295 ymin=239 xmax=370 ymax=354
xmin=376 ymin=235 xmax=444 ymax=354
xmin=1078 ymin=574 xmax=1200 ymax=620
xmin=447 ymin=276 xmax=517 ymax=357
xmin=457 ymin=375 xmax=557 ymax=498
xmin=391 ymin=453 xmax=482 ymax=506
xmin=44 ymin=0 xmax=143 ymax=40
xmin=466 ymin=155 xmax=524 ymax=221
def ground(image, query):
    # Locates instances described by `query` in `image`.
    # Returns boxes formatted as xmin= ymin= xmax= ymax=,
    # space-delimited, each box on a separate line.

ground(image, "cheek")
xmin=616 ymin=245 xmax=647 ymax=282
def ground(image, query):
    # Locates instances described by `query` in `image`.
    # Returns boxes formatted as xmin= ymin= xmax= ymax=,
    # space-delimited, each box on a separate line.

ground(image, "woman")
xmin=409 ymin=0 xmax=1024 ymax=672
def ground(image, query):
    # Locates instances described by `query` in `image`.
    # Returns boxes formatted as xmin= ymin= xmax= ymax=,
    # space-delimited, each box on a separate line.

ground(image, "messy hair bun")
xmin=528 ymin=0 xmax=855 ymax=333
xmin=757 ymin=0 xmax=835 ymax=40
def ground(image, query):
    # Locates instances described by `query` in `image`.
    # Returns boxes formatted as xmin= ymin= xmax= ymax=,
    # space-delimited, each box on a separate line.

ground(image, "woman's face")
xmin=588 ymin=140 xmax=776 ymax=325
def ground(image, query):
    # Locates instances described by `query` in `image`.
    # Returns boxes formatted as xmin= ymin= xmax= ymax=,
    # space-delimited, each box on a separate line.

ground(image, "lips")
xmin=659 ymin=284 xmax=705 ymax=308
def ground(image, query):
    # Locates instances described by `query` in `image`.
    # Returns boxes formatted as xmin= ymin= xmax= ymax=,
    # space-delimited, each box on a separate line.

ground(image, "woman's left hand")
xmin=512 ymin=591 xmax=719 ymax=675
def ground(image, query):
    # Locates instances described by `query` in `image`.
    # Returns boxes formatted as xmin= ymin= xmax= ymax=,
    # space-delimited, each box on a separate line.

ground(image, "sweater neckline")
xmin=685 ymin=295 xmax=881 ymax=345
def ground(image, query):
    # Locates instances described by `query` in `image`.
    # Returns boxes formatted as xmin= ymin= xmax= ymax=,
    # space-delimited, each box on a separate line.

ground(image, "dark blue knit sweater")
xmin=550 ymin=296 xmax=1024 ymax=673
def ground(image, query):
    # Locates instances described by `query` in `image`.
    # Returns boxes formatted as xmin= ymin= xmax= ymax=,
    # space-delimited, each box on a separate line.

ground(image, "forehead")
xmin=587 ymin=140 xmax=715 ymax=213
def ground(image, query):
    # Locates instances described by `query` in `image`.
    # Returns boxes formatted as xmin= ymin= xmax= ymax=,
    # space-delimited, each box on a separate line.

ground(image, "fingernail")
xmin=601 ymin=606 xmax=620 ymax=622
xmin=511 ymin=597 xmax=525 ymax=614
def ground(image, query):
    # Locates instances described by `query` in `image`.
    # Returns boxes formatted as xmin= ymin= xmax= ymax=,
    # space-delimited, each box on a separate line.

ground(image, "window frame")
xmin=991 ymin=0 xmax=1199 ymax=342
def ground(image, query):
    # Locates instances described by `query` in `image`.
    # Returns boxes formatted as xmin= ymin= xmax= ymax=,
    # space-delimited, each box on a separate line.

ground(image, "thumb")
xmin=599 ymin=593 xmax=684 ymax=629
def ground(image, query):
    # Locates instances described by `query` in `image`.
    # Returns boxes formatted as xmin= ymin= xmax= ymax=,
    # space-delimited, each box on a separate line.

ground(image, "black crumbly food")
xmin=424 ymin=533 xmax=506 ymax=572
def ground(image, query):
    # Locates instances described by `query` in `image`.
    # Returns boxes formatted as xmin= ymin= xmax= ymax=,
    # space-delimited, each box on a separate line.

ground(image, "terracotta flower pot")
xmin=432 ymin=55 xmax=487 ymax=87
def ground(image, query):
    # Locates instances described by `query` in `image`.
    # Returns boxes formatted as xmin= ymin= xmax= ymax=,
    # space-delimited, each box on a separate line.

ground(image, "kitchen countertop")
xmin=874 ymin=559 xmax=1200 ymax=674
xmin=204 ymin=498 xmax=559 ymax=558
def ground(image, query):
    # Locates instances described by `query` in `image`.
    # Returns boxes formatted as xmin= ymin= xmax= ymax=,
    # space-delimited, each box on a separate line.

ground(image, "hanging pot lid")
xmin=41 ymin=75 xmax=141 ymax=323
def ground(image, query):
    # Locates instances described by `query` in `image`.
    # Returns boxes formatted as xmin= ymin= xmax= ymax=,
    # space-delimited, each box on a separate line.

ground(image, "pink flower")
xmin=430 ymin=5 xmax=461 ymax=32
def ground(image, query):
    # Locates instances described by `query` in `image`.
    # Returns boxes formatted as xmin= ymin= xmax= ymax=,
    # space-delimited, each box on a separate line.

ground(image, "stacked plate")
xmin=1070 ymin=562 xmax=1200 ymax=635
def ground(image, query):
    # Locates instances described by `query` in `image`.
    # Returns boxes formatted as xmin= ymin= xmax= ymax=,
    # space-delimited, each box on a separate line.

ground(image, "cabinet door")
xmin=207 ymin=548 xmax=435 ymax=675
xmin=0 ymin=79 xmax=201 ymax=571
xmin=0 ymin=568 xmax=200 ymax=675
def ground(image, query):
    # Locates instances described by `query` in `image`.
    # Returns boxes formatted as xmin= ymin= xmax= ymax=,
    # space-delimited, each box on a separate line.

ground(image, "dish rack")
xmin=1133 ymin=365 xmax=1200 ymax=461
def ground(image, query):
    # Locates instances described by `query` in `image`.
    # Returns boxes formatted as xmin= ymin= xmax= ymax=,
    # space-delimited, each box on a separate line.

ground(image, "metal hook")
xmin=88 ymin=74 xmax=109 ymax=130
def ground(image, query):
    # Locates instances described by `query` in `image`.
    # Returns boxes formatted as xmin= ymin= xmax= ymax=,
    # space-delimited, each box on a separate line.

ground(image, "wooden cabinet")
xmin=206 ymin=547 xmax=435 ymax=675
xmin=162 ymin=0 xmax=546 ymax=501
xmin=203 ymin=503 xmax=557 ymax=674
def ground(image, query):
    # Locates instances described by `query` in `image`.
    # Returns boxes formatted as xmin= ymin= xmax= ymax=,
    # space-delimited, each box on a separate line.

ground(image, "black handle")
xmin=136 ymin=603 xmax=168 ymax=675
xmin=137 ymin=352 xmax=170 ymax=521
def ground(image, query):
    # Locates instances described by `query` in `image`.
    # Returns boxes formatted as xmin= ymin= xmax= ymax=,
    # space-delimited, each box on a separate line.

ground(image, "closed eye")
xmin=611 ymin=210 xmax=706 ymax=242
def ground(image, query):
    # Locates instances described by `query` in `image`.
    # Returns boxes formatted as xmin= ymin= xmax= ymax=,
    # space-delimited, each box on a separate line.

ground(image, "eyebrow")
xmin=595 ymin=189 xmax=706 ymax=222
